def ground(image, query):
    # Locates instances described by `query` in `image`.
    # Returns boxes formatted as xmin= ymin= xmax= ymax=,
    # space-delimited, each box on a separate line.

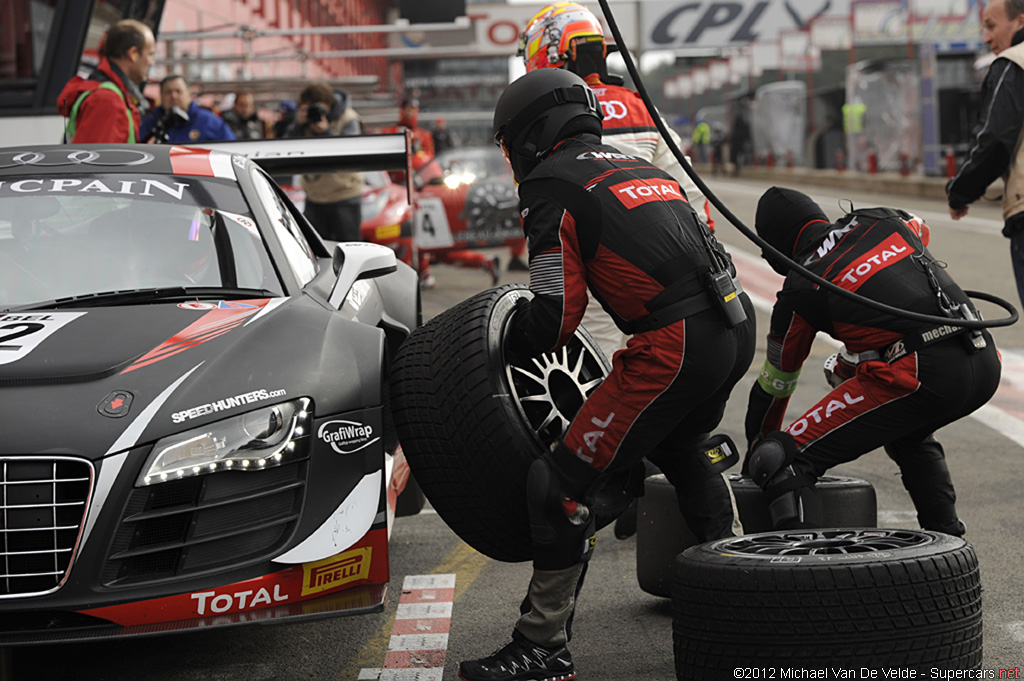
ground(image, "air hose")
xmin=595 ymin=0 xmax=1017 ymax=330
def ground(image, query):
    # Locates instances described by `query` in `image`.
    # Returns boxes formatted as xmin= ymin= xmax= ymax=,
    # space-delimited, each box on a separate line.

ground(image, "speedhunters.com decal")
xmin=171 ymin=387 xmax=287 ymax=424
xmin=0 ymin=311 xmax=86 ymax=365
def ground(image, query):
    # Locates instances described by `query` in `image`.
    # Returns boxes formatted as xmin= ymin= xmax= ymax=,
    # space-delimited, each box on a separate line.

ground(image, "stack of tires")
xmin=636 ymin=473 xmax=877 ymax=597
xmin=671 ymin=529 xmax=983 ymax=676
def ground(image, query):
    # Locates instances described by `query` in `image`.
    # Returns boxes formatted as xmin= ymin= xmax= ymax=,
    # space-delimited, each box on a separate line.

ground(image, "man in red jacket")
xmin=58 ymin=19 xmax=156 ymax=143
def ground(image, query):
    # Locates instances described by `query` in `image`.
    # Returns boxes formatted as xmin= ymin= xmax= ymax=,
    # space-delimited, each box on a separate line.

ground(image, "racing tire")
xmin=637 ymin=473 xmax=876 ymax=597
xmin=390 ymin=284 xmax=610 ymax=562
xmin=672 ymin=529 xmax=982 ymax=676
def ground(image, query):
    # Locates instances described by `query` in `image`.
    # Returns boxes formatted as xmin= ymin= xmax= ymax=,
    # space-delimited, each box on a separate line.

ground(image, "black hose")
xmin=595 ymin=0 xmax=1017 ymax=330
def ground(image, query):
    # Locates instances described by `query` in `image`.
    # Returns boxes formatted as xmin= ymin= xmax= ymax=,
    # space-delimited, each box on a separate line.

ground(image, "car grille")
xmin=102 ymin=458 xmax=308 ymax=587
xmin=0 ymin=457 xmax=93 ymax=598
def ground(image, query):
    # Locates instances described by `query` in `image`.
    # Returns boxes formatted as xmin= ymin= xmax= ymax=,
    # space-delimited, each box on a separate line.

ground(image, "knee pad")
xmin=747 ymin=431 xmax=797 ymax=490
xmin=526 ymin=458 xmax=596 ymax=571
xmin=747 ymin=432 xmax=820 ymax=529
xmin=664 ymin=433 xmax=741 ymax=486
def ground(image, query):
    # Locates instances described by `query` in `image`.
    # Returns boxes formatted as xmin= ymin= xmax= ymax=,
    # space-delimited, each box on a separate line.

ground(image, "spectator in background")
xmin=284 ymin=82 xmax=364 ymax=242
xmin=692 ymin=117 xmax=710 ymax=164
xmin=710 ymin=122 xmax=727 ymax=176
xmin=432 ymin=117 xmax=456 ymax=153
xmin=947 ymin=0 xmax=1024 ymax=308
xmin=58 ymin=19 xmax=155 ymax=143
xmin=382 ymin=98 xmax=499 ymax=288
xmin=383 ymin=96 xmax=435 ymax=170
xmin=222 ymin=90 xmax=264 ymax=140
xmin=141 ymin=75 xmax=236 ymax=143
xmin=273 ymin=100 xmax=297 ymax=139
xmin=730 ymin=109 xmax=751 ymax=177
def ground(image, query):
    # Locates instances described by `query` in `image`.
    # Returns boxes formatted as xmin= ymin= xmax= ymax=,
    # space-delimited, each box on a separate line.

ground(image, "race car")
xmin=0 ymin=136 xmax=420 ymax=644
xmin=413 ymin=145 xmax=523 ymax=252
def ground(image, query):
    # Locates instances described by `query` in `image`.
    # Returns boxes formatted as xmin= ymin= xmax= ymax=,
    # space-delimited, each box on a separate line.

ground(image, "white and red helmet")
xmin=518 ymin=2 xmax=606 ymax=72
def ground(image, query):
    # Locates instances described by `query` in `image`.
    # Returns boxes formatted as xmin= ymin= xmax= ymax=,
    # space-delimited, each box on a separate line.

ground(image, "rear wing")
xmin=194 ymin=131 xmax=415 ymax=200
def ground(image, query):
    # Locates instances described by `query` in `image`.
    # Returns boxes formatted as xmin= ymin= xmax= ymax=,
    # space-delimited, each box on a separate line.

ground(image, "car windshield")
xmin=0 ymin=174 xmax=284 ymax=308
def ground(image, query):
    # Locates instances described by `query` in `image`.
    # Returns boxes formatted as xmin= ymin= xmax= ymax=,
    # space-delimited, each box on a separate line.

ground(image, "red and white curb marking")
xmin=359 ymin=573 xmax=456 ymax=681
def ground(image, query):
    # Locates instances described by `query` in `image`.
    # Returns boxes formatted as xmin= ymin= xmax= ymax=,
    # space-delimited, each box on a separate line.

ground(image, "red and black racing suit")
xmin=508 ymin=132 xmax=755 ymax=542
xmin=745 ymin=208 xmax=1002 ymax=534
xmin=506 ymin=131 xmax=754 ymax=649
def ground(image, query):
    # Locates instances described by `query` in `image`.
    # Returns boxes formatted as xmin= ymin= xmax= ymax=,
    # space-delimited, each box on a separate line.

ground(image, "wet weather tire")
xmin=672 ymin=529 xmax=982 ymax=677
xmin=389 ymin=285 xmax=609 ymax=562
xmin=636 ymin=473 xmax=877 ymax=597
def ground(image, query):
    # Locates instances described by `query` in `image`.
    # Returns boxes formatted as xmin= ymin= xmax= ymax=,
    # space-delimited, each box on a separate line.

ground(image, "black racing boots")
xmin=458 ymin=632 xmax=576 ymax=681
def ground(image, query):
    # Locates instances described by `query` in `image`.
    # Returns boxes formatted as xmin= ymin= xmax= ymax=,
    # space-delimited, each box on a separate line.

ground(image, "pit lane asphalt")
xmin=7 ymin=175 xmax=1023 ymax=680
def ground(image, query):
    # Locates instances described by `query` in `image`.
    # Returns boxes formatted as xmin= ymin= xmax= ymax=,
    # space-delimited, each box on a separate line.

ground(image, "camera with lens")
xmin=146 ymin=106 xmax=189 ymax=144
xmin=307 ymin=102 xmax=328 ymax=124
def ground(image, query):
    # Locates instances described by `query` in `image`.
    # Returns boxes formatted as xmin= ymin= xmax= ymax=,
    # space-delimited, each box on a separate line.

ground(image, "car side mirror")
xmin=329 ymin=242 xmax=398 ymax=308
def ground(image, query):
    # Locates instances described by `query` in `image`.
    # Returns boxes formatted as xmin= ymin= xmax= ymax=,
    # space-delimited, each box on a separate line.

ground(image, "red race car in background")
xmin=284 ymin=144 xmax=526 ymax=288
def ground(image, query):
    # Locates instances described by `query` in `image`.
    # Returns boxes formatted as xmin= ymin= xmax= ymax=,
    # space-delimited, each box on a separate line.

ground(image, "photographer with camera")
xmin=140 ymin=75 xmax=236 ymax=143
xmin=283 ymin=82 xmax=364 ymax=242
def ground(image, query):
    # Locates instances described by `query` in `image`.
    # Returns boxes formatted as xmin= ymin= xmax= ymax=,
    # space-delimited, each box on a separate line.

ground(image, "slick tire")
xmin=637 ymin=473 xmax=876 ymax=597
xmin=390 ymin=285 xmax=610 ymax=562
xmin=672 ymin=529 xmax=982 ymax=677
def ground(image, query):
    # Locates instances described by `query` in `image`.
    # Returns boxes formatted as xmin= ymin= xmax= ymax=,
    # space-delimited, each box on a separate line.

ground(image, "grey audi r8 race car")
xmin=0 ymin=136 xmax=419 ymax=644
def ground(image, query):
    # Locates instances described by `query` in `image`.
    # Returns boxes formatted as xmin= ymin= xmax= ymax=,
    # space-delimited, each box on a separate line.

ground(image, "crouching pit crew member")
xmin=457 ymin=67 xmax=756 ymax=681
xmin=744 ymin=187 xmax=1002 ymax=536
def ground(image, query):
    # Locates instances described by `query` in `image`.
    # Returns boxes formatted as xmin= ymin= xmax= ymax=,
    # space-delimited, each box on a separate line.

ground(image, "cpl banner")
xmin=641 ymin=0 xmax=854 ymax=50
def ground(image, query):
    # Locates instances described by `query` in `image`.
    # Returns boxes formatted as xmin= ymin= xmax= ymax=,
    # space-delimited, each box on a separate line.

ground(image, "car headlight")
xmin=443 ymin=171 xmax=477 ymax=189
xmin=137 ymin=398 xmax=312 ymax=486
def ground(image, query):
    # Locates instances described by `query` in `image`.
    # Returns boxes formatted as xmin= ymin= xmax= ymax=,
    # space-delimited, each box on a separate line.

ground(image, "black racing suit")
xmin=506 ymin=132 xmax=755 ymax=648
xmin=745 ymin=208 xmax=1002 ymax=534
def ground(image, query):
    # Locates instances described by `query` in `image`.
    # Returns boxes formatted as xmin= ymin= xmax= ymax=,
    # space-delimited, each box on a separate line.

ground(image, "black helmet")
xmin=492 ymin=68 xmax=603 ymax=180
xmin=755 ymin=186 xmax=829 ymax=275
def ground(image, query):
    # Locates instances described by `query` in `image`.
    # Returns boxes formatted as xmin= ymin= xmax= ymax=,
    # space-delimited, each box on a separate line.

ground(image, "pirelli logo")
xmin=301 ymin=547 xmax=372 ymax=596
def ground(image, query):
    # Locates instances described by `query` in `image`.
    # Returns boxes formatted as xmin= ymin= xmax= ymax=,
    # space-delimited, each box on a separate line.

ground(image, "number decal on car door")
xmin=414 ymin=196 xmax=454 ymax=249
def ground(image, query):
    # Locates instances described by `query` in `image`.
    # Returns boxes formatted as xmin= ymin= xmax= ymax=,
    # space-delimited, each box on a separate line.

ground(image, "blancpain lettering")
xmin=317 ymin=419 xmax=380 ymax=454
xmin=171 ymin=388 xmax=287 ymax=424
xmin=0 ymin=178 xmax=189 ymax=199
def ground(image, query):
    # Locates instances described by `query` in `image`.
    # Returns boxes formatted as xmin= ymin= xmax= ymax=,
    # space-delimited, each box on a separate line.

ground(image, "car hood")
xmin=0 ymin=298 xmax=381 ymax=459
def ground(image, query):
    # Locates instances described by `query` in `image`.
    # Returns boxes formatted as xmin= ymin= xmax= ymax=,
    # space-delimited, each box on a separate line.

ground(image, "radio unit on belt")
xmin=705 ymin=269 xmax=746 ymax=328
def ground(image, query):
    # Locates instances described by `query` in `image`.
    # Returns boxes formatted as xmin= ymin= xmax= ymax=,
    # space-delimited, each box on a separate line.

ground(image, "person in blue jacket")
xmin=141 ymin=74 xmax=236 ymax=143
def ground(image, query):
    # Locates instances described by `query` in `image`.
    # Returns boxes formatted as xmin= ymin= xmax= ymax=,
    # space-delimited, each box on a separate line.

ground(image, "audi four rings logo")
xmin=0 ymin=149 xmax=155 ymax=169
xmin=600 ymin=100 xmax=628 ymax=120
